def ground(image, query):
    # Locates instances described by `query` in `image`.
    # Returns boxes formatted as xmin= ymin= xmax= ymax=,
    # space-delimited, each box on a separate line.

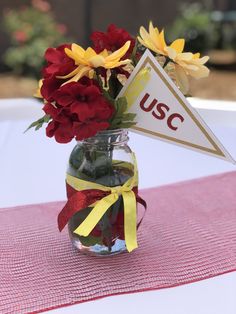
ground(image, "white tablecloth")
xmin=0 ymin=97 xmax=236 ymax=314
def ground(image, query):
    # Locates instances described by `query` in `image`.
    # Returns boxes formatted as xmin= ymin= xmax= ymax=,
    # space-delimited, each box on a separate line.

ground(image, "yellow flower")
xmin=58 ymin=41 xmax=131 ymax=84
xmin=138 ymin=21 xmax=209 ymax=94
xmin=138 ymin=21 xmax=167 ymax=55
xmin=165 ymin=46 xmax=209 ymax=94
xmin=34 ymin=79 xmax=43 ymax=98
xmin=165 ymin=46 xmax=209 ymax=79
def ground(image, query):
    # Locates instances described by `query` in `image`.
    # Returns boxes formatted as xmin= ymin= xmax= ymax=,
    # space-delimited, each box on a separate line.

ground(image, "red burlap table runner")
xmin=1 ymin=171 xmax=236 ymax=314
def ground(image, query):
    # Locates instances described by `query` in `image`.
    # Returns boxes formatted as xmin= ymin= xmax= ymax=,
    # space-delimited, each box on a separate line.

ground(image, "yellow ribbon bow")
xmin=66 ymin=153 xmax=139 ymax=252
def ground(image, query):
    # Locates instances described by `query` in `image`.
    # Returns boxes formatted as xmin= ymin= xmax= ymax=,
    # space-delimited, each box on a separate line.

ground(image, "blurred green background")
xmin=0 ymin=0 xmax=235 ymax=100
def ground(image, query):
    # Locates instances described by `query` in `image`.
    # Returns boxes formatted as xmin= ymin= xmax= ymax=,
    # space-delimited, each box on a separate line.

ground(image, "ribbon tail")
xmin=136 ymin=194 xmax=147 ymax=229
xmin=58 ymin=191 xmax=88 ymax=232
xmin=123 ymin=191 xmax=138 ymax=252
xmin=136 ymin=195 xmax=147 ymax=210
xmin=73 ymin=193 xmax=119 ymax=237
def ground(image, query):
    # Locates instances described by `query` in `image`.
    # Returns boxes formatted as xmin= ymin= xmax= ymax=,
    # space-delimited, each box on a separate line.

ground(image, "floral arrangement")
xmin=29 ymin=22 xmax=210 ymax=255
xmin=3 ymin=0 xmax=69 ymax=77
xmin=30 ymin=22 xmax=209 ymax=142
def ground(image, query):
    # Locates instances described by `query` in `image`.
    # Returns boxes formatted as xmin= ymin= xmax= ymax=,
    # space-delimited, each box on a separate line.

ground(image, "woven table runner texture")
xmin=1 ymin=171 xmax=236 ymax=313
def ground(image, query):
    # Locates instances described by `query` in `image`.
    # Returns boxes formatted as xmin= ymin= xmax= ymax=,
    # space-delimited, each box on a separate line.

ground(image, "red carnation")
xmin=53 ymin=81 xmax=114 ymax=121
xmin=43 ymin=102 xmax=71 ymax=124
xmin=42 ymin=44 xmax=76 ymax=78
xmin=46 ymin=120 xmax=74 ymax=143
xmin=73 ymin=120 xmax=110 ymax=141
xmin=43 ymin=81 xmax=114 ymax=143
xmin=91 ymin=24 xmax=135 ymax=59
xmin=40 ymin=76 xmax=62 ymax=102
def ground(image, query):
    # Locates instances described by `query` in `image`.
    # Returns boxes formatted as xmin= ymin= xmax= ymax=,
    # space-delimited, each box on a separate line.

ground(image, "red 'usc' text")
xmin=140 ymin=93 xmax=184 ymax=131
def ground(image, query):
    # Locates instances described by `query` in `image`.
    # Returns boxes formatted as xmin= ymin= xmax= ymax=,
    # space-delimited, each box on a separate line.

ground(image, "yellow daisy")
xmin=138 ymin=21 xmax=167 ymax=55
xmin=138 ymin=21 xmax=209 ymax=93
xmin=58 ymin=41 xmax=131 ymax=84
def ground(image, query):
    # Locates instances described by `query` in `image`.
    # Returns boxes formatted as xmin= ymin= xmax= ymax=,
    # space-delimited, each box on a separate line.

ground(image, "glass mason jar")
xmin=67 ymin=129 xmax=136 ymax=256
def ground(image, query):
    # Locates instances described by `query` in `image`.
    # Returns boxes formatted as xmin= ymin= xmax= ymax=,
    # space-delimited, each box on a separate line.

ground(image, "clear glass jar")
xmin=67 ymin=129 xmax=136 ymax=256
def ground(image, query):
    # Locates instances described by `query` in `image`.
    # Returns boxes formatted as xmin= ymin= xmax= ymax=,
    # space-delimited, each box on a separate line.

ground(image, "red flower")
xmin=40 ymin=76 xmax=62 ymax=102
xmin=46 ymin=120 xmax=74 ymax=143
xmin=91 ymin=24 xmax=135 ymax=59
xmin=43 ymin=81 xmax=114 ymax=143
xmin=73 ymin=121 xmax=110 ymax=141
xmin=43 ymin=102 xmax=71 ymax=124
xmin=43 ymin=44 xmax=76 ymax=78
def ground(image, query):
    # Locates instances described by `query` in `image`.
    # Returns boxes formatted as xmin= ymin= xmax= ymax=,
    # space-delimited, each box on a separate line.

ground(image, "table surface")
xmin=0 ymin=97 xmax=236 ymax=314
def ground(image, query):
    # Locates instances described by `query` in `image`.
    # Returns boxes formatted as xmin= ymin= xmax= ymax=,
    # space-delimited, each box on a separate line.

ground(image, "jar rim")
xmin=79 ymin=128 xmax=129 ymax=146
xmin=96 ymin=129 xmax=128 ymax=136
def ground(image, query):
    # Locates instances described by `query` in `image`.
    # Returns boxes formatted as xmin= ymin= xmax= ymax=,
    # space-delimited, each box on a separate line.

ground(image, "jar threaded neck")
xmin=80 ymin=129 xmax=129 ymax=147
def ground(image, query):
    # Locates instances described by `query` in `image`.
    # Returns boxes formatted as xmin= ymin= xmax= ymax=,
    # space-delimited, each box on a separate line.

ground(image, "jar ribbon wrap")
xmin=58 ymin=153 xmax=146 ymax=252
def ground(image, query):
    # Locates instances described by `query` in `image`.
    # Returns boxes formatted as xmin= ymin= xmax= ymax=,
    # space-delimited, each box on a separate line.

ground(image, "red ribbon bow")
xmin=58 ymin=183 xmax=146 ymax=232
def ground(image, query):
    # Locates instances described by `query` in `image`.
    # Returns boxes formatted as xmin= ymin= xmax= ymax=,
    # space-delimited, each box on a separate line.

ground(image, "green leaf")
xmin=35 ymin=123 xmax=43 ymax=131
xmin=118 ymin=122 xmax=137 ymax=129
xmin=24 ymin=114 xmax=51 ymax=133
xmin=44 ymin=114 xmax=51 ymax=122
xmin=121 ymin=113 xmax=136 ymax=121
xmin=110 ymin=197 xmax=122 ymax=224
xmin=78 ymin=235 xmax=103 ymax=247
xmin=109 ymin=96 xmax=137 ymax=129
xmin=111 ymin=118 xmax=122 ymax=124
xmin=131 ymin=38 xmax=139 ymax=66
xmin=116 ymin=97 xmax=128 ymax=115
xmin=108 ymin=70 xmax=123 ymax=99
xmin=101 ymin=227 xmax=113 ymax=251
xmin=99 ymin=211 xmax=111 ymax=232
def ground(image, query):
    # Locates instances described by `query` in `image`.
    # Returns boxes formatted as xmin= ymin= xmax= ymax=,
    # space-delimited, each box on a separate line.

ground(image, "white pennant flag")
xmin=118 ymin=50 xmax=235 ymax=163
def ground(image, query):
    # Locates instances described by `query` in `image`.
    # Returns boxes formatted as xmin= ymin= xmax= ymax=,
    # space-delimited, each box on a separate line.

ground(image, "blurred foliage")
xmin=211 ymin=11 xmax=236 ymax=50
xmin=2 ymin=0 xmax=71 ymax=78
xmin=168 ymin=2 xmax=218 ymax=53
